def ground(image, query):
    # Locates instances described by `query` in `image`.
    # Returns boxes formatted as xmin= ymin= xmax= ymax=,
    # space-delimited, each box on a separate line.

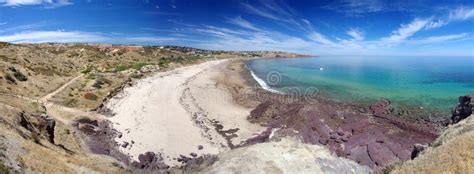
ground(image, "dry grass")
xmin=0 ymin=103 xmax=126 ymax=174
xmin=392 ymin=115 xmax=474 ymax=173
xmin=0 ymin=43 xmax=303 ymax=173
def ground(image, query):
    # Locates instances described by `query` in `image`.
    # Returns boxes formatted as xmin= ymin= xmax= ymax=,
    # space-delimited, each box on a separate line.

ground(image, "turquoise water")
xmin=246 ymin=56 xmax=474 ymax=113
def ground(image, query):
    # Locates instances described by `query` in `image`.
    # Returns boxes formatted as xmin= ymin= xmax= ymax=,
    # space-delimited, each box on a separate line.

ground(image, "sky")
xmin=0 ymin=0 xmax=473 ymax=56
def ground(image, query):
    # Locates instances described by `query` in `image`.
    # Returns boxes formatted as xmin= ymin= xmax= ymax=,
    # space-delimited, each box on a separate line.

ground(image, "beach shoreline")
xmin=95 ymin=57 xmax=448 ymax=170
xmin=102 ymin=59 xmax=266 ymax=166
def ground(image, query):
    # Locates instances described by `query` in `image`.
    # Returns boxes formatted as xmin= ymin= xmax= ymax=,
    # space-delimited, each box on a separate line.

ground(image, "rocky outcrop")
xmin=196 ymin=136 xmax=371 ymax=173
xmin=93 ymin=77 xmax=132 ymax=115
xmin=72 ymin=118 xmax=130 ymax=164
xmin=451 ymin=94 xmax=474 ymax=124
xmin=248 ymin=98 xmax=439 ymax=169
xmin=18 ymin=112 xmax=56 ymax=144
xmin=131 ymin=152 xmax=169 ymax=170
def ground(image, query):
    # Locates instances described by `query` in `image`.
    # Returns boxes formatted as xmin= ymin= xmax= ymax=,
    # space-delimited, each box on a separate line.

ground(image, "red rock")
xmin=318 ymin=138 xmax=328 ymax=145
xmin=337 ymin=127 xmax=345 ymax=136
xmin=348 ymin=145 xmax=375 ymax=168
xmin=367 ymin=142 xmax=398 ymax=166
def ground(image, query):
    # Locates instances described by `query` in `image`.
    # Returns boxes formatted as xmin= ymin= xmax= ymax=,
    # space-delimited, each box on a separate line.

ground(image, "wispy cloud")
xmin=425 ymin=19 xmax=448 ymax=30
xmin=227 ymin=16 xmax=262 ymax=31
xmin=0 ymin=30 xmax=106 ymax=43
xmin=124 ymin=36 xmax=177 ymax=43
xmin=323 ymin=0 xmax=427 ymax=17
xmin=381 ymin=18 xmax=429 ymax=44
xmin=308 ymin=32 xmax=337 ymax=46
xmin=0 ymin=22 xmax=47 ymax=33
xmin=347 ymin=28 xmax=364 ymax=41
xmin=0 ymin=0 xmax=72 ymax=8
xmin=324 ymin=0 xmax=384 ymax=16
xmin=241 ymin=0 xmax=311 ymax=32
xmin=409 ymin=33 xmax=469 ymax=44
xmin=143 ymin=11 xmax=181 ymax=16
xmin=449 ymin=6 xmax=474 ymax=21
xmin=424 ymin=6 xmax=474 ymax=30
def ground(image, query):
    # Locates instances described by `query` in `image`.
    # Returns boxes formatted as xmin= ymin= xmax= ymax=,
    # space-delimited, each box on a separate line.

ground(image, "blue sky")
xmin=0 ymin=0 xmax=473 ymax=56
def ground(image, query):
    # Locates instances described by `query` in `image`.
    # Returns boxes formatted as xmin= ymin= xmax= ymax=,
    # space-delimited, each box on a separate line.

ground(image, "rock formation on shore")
xmin=247 ymin=97 xmax=440 ymax=169
xmin=451 ymin=94 xmax=473 ymax=124
xmin=189 ymin=131 xmax=371 ymax=173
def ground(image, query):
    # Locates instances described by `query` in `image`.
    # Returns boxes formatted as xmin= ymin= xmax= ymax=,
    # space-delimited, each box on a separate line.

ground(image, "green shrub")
xmin=115 ymin=64 xmax=129 ymax=72
xmin=13 ymin=71 xmax=28 ymax=81
xmin=92 ymin=77 xmax=112 ymax=89
xmin=0 ymin=162 xmax=10 ymax=174
xmin=4 ymin=74 xmax=16 ymax=84
xmin=132 ymin=62 xmax=149 ymax=70
xmin=130 ymin=73 xmax=143 ymax=79
xmin=81 ymin=66 xmax=93 ymax=74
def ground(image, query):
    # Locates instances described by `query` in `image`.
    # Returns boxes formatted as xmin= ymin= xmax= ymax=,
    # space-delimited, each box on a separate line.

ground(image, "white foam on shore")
xmin=247 ymin=67 xmax=284 ymax=94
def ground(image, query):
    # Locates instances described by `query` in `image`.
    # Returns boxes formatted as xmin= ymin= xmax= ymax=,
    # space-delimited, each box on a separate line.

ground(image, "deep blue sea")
xmin=246 ymin=56 xmax=474 ymax=113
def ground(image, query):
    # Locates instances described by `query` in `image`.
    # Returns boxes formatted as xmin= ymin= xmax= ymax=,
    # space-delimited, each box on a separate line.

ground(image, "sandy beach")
xmin=105 ymin=59 xmax=265 ymax=166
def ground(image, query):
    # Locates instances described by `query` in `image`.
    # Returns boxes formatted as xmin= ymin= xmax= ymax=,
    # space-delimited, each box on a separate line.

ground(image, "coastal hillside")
xmin=0 ymin=42 xmax=472 ymax=173
xmin=393 ymin=95 xmax=474 ymax=173
xmin=0 ymin=42 xmax=304 ymax=173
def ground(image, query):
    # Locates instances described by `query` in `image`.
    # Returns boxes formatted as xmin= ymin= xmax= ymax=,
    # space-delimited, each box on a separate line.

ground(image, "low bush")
xmin=0 ymin=162 xmax=10 ymax=174
xmin=132 ymin=62 xmax=149 ymax=70
xmin=13 ymin=71 xmax=27 ymax=81
xmin=115 ymin=64 xmax=129 ymax=72
xmin=84 ymin=93 xmax=98 ymax=101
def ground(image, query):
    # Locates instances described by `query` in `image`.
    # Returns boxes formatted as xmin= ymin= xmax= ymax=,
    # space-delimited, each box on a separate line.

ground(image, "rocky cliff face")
xmin=451 ymin=94 xmax=473 ymax=124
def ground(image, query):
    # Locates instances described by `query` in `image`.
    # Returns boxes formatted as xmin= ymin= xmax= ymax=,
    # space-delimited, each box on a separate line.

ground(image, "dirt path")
xmin=1 ymin=73 xmax=105 ymax=124
xmin=40 ymin=74 xmax=84 ymax=103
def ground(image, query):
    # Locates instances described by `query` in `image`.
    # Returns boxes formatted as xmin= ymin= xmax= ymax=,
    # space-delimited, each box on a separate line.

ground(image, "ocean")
xmin=246 ymin=56 xmax=474 ymax=114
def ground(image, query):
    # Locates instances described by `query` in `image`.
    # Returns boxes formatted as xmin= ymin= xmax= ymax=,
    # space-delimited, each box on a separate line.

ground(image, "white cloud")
xmin=0 ymin=22 xmax=6 ymax=25
xmin=409 ymin=33 xmax=468 ymax=44
xmin=381 ymin=18 xmax=429 ymax=43
xmin=0 ymin=31 xmax=106 ymax=43
xmin=241 ymin=0 xmax=311 ymax=32
xmin=0 ymin=0 xmax=72 ymax=8
xmin=425 ymin=19 xmax=448 ymax=29
xmin=302 ymin=19 xmax=311 ymax=26
xmin=423 ymin=7 xmax=474 ymax=30
xmin=347 ymin=28 xmax=364 ymax=41
xmin=449 ymin=6 xmax=474 ymax=21
xmin=125 ymin=36 xmax=177 ymax=43
xmin=324 ymin=0 xmax=385 ymax=16
xmin=0 ymin=0 xmax=42 ymax=6
xmin=227 ymin=16 xmax=262 ymax=31
xmin=308 ymin=32 xmax=336 ymax=46
xmin=241 ymin=3 xmax=281 ymax=21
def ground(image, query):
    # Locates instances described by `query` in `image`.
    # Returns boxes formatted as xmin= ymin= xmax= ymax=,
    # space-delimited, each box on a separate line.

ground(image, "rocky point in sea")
xmin=451 ymin=94 xmax=474 ymax=124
